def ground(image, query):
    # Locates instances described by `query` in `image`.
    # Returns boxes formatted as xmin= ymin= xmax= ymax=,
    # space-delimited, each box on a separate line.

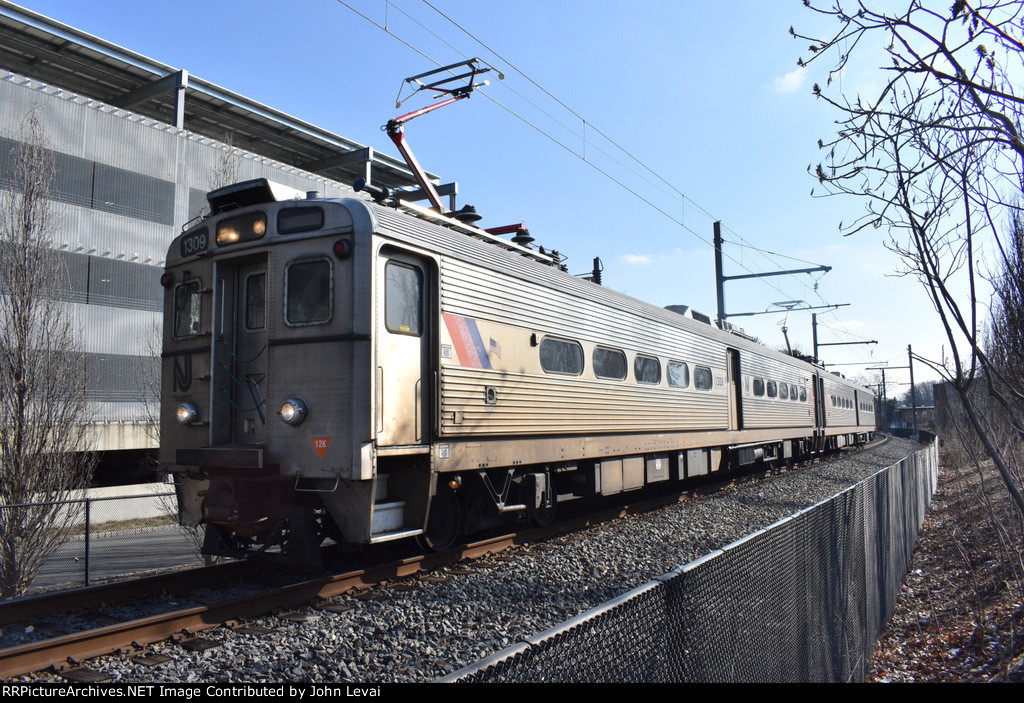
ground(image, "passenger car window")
xmin=540 ymin=338 xmax=584 ymax=375
xmin=753 ymin=378 xmax=765 ymax=396
xmin=634 ymin=355 xmax=661 ymax=384
xmin=286 ymin=259 xmax=332 ymax=324
xmin=767 ymin=380 xmax=778 ymax=398
xmin=694 ymin=366 xmax=714 ymax=391
xmin=593 ymin=347 xmax=626 ymax=380
xmin=667 ymin=361 xmax=689 ymax=388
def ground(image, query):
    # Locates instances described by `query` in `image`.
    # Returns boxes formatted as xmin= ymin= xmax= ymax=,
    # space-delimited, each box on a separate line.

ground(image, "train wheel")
xmin=527 ymin=499 xmax=556 ymax=527
xmin=417 ymin=488 xmax=463 ymax=552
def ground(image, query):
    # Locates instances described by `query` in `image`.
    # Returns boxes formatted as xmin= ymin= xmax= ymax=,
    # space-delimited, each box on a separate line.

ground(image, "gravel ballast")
xmin=12 ymin=436 xmax=925 ymax=683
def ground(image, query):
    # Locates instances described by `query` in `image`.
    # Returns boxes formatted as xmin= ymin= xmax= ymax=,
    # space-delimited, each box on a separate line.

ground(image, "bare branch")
xmin=0 ymin=107 xmax=94 ymax=597
xmin=797 ymin=0 xmax=1024 ymax=517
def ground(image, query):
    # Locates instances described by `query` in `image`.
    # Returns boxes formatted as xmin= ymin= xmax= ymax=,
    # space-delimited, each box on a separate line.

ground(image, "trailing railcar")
xmin=160 ymin=178 xmax=875 ymax=559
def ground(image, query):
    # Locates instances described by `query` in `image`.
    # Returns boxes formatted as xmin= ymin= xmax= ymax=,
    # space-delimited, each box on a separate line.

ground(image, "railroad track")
xmin=0 ymin=436 xmax=888 ymax=681
xmin=0 ymin=504 xmax=664 ymax=679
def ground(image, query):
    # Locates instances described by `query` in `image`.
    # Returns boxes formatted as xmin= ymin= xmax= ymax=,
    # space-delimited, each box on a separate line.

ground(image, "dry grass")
xmin=66 ymin=514 xmax=177 ymax=537
xmin=868 ymin=447 xmax=1024 ymax=682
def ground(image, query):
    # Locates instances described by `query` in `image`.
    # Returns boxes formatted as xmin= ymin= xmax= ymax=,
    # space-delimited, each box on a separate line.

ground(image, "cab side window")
xmin=173 ymin=279 xmax=202 ymax=337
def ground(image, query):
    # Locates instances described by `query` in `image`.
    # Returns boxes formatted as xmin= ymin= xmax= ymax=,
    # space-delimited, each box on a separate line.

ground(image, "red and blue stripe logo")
xmin=443 ymin=314 xmax=493 ymax=369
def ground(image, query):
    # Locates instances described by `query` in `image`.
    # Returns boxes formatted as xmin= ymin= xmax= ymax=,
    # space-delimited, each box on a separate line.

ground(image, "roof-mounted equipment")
xmin=385 ymin=59 xmax=496 ymax=216
xmin=207 ymin=178 xmax=305 ymax=215
xmin=365 ymin=60 xmax=570 ymax=269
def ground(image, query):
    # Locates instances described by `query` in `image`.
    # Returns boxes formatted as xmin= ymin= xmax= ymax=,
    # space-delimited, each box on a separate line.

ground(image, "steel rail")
xmin=0 ymin=560 xmax=259 ymax=627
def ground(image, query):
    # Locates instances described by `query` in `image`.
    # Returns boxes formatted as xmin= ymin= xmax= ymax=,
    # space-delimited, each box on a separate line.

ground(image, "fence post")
xmin=84 ymin=498 xmax=91 ymax=586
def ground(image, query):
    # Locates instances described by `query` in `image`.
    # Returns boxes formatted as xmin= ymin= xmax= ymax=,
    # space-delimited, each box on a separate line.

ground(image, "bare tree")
xmin=0 ymin=109 xmax=94 ymax=597
xmin=134 ymin=319 xmax=208 ymax=560
xmin=985 ymin=211 xmax=1024 ymax=520
xmin=209 ymin=132 xmax=240 ymax=191
xmin=185 ymin=133 xmax=241 ymax=224
xmin=794 ymin=0 xmax=1024 ymax=515
xmin=900 ymin=382 xmax=935 ymax=408
xmin=988 ymin=212 xmax=1024 ymax=398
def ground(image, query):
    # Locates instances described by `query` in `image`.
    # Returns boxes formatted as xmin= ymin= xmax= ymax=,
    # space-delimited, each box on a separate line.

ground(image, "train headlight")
xmin=216 ymin=212 xmax=267 ymax=246
xmin=176 ymin=402 xmax=200 ymax=425
xmin=279 ymin=397 xmax=308 ymax=426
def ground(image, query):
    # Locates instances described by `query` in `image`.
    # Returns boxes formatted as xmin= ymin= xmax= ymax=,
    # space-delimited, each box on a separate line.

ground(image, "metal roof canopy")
xmin=0 ymin=0 xmax=444 ymax=194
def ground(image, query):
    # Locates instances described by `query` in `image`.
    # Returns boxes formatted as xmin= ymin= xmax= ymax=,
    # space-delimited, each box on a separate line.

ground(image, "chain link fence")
xmin=1 ymin=485 xmax=204 ymax=596
xmin=442 ymin=436 xmax=939 ymax=683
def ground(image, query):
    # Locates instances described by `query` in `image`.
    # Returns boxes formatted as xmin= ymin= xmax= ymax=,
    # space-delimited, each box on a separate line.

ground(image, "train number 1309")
xmin=179 ymin=229 xmax=209 ymax=257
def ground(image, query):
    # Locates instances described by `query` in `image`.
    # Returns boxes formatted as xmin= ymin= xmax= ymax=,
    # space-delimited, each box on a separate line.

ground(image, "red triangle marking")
xmin=312 ymin=437 xmax=330 ymax=459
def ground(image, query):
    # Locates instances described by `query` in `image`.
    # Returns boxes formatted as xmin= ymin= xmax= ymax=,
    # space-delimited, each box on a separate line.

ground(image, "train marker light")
xmin=333 ymin=238 xmax=353 ymax=259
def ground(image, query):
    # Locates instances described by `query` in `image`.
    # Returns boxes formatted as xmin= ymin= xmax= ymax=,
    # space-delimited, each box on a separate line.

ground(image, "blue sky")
xmin=21 ymin=0 xmax=969 ymax=392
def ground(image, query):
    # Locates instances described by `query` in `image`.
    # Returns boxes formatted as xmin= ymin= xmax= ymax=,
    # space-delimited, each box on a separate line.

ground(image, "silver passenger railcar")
xmin=160 ymin=178 xmax=876 ymax=559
